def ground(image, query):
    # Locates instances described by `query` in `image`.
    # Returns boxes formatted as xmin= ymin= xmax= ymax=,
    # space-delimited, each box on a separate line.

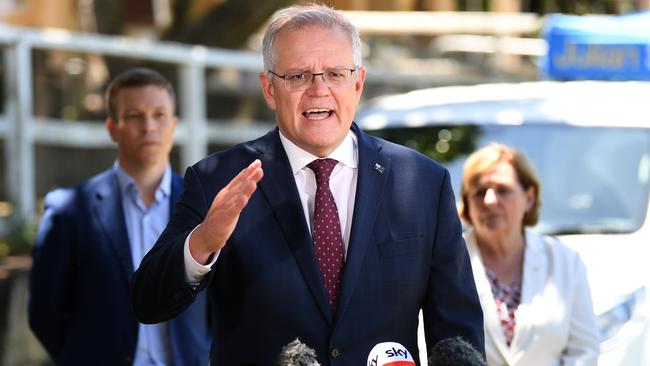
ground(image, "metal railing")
xmin=0 ymin=12 xmax=544 ymax=220
xmin=0 ymin=24 xmax=274 ymax=220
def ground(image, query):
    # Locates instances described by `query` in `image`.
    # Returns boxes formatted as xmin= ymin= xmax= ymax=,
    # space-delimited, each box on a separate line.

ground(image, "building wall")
xmin=1 ymin=0 xmax=79 ymax=29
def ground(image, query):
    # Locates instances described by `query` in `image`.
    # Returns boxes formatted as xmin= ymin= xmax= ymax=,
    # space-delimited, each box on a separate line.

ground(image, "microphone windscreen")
xmin=367 ymin=341 xmax=416 ymax=366
xmin=276 ymin=338 xmax=321 ymax=366
xmin=428 ymin=337 xmax=487 ymax=366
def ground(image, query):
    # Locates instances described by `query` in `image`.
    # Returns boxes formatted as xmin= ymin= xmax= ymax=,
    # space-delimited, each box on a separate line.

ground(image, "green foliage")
xmin=367 ymin=125 xmax=481 ymax=163
xmin=0 ymin=215 xmax=37 ymax=258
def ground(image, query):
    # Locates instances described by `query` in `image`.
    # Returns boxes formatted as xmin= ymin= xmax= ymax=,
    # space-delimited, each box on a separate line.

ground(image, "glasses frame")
xmin=268 ymin=67 xmax=359 ymax=91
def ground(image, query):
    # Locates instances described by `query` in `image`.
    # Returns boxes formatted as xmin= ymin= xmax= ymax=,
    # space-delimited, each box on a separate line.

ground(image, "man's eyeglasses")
xmin=268 ymin=68 xmax=358 ymax=91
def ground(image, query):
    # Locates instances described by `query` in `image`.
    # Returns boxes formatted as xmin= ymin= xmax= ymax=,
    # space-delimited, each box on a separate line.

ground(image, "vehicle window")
xmin=366 ymin=124 xmax=650 ymax=235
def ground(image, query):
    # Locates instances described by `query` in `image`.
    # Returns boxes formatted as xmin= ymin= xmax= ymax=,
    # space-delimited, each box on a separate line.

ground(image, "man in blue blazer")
xmin=132 ymin=5 xmax=484 ymax=365
xmin=28 ymin=68 xmax=210 ymax=365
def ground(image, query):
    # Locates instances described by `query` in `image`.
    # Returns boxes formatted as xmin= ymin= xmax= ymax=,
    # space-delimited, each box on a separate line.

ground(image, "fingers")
xmin=237 ymin=159 xmax=264 ymax=197
xmin=214 ymin=160 xmax=263 ymax=212
xmin=198 ymin=160 xmax=264 ymax=254
xmin=226 ymin=160 xmax=263 ymax=192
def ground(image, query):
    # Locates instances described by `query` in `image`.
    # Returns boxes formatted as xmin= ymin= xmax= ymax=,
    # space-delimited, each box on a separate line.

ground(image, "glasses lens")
xmin=283 ymin=68 xmax=355 ymax=91
xmin=284 ymin=72 xmax=310 ymax=91
xmin=324 ymin=69 xmax=352 ymax=87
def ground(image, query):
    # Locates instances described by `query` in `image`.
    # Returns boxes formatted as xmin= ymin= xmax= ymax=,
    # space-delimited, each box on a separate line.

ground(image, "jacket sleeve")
xmin=422 ymin=169 xmax=486 ymax=357
xmin=561 ymin=253 xmax=600 ymax=365
xmin=132 ymin=165 xmax=212 ymax=324
xmin=28 ymin=190 xmax=76 ymax=361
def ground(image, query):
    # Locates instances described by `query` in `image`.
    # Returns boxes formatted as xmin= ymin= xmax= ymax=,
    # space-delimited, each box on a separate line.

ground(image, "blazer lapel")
xmin=335 ymin=124 xmax=391 ymax=320
xmin=465 ymin=231 xmax=513 ymax=364
xmin=253 ymin=129 xmax=334 ymax=323
xmin=91 ymin=171 xmax=134 ymax=284
xmin=509 ymin=230 xmax=548 ymax=364
xmin=170 ymin=173 xmax=183 ymax=217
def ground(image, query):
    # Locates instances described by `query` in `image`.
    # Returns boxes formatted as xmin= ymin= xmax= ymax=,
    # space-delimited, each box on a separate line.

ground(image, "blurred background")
xmin=0 ymin=0 xmax=649 ymax=364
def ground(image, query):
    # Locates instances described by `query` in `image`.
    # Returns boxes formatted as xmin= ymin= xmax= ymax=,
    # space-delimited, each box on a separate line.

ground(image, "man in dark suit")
xmin=28 ymin=68 xmax=211 ymax=365
xmin=132 ymin=4 xmax=484 ymax=365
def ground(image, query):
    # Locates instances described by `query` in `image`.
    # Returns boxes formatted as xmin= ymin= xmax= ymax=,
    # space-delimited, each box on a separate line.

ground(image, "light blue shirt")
xmin=114 ymin=162 xmax=172 ymax=366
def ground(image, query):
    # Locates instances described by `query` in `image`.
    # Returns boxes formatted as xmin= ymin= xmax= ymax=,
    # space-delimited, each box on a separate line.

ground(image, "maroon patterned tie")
xmin=308 ymin=158 xmax=345 ymax=312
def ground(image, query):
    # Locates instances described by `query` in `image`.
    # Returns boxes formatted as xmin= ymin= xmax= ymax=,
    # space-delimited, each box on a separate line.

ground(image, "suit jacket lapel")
xmin=465 ymin=231 xmax=513 ymax=363
xmin=91 ymin=171 xmax=134 ymax=283
xmin=253 ymin=129 xmax=334 ymax=323
xmin=170 ymin=173 xmax=183 ymax=217
xmin=509 ymin=230 xmax=548 ymax=364
xmin=335 ymin=124 xmax=391 ymax=320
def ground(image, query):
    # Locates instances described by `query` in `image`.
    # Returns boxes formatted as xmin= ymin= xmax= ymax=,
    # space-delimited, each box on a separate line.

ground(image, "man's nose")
xmin=307 ymin=73 xmax=330 ymax=95
xmin=142 ymin=115 xmax=157 ymax=131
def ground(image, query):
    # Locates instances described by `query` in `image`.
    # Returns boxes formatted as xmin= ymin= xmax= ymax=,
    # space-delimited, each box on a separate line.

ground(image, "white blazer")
xmin=465 ymin=229 xmax=600 ymax=366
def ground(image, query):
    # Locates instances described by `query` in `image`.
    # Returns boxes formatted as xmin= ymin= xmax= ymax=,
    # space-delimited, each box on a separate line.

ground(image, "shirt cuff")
xmin=183 ymin=225 xmax=219 ymax=286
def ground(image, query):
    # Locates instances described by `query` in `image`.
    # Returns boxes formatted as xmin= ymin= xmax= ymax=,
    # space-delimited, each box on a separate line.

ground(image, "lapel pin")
xmin=373 ymin=163 xmax=385 ymax=174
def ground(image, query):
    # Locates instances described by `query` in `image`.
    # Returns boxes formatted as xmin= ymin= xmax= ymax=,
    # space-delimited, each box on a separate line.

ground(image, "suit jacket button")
xmin=123 ymin=356 xmax=132 ymax=365
xmin=330 ymin=348 xmax=341 ymax=358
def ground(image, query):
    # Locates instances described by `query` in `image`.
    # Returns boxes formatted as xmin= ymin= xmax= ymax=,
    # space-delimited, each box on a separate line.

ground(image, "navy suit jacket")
xmin=132 ymin=124 xmax=484 ymax=365
xmin=28 ymin=169 xmax=211 ymax=365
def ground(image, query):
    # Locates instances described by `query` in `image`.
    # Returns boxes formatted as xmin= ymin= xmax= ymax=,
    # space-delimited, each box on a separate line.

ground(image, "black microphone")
xmin=428 ymin=337 xmax=487 ymax=366
xmin=276 ymin=338 xmax=321 ymax=366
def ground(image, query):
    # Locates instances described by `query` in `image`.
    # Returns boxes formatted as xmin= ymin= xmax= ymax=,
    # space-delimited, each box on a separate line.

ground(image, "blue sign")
xmin=543 ymin=12 xmax=650 ymax=80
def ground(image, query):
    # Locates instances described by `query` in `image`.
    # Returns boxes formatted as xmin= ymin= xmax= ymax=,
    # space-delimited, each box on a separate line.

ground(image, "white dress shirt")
xmin=183 ymin=130 xmax=359 ymax=284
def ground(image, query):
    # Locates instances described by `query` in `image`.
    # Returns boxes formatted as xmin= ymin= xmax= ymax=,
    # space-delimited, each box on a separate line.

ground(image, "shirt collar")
xmin=279 ymin=130 xmax=358 ymax=175
xmin=113 ymin=161 xmax=172 ymax=201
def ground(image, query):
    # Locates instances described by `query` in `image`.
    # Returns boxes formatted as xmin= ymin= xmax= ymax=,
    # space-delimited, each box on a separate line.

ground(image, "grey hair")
xmin=276 ymin=338 xmax=321 ymax=366
xmin=262 ymin=3 xmax=362 ymax=71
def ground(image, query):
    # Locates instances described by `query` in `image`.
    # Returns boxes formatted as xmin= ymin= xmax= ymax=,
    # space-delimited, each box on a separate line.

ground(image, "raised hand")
xmin=189 ymin=159 xmax=264 ymax=264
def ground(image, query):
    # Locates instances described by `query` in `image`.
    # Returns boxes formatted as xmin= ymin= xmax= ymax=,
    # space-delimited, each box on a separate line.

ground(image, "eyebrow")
xmin=280 ymin=66 xmax=352 ymax=73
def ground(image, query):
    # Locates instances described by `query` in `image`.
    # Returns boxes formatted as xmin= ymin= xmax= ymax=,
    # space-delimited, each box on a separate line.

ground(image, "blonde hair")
xmin=460 ymin=143 xmax=542 ymax=227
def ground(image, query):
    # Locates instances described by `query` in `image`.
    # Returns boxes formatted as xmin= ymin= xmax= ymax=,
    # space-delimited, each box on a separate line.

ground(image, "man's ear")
xmin=259 ymin=72 xmax=277 ymax=110
xmin=353 ymin=66 xmax=366 ymax=102
xmin=355 ymin=66 xmax=366 ymax=91
xmin=105 ymin=117 xmax=118 ymax=142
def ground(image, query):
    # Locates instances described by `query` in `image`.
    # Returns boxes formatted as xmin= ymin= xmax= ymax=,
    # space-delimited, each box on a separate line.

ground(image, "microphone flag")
xmin=367 ymin=341 xmax=416 ymax=366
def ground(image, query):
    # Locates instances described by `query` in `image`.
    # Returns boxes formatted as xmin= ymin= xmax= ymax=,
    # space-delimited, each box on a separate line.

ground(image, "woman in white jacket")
xmin=460 ymin=143 xmax=600 ymax=366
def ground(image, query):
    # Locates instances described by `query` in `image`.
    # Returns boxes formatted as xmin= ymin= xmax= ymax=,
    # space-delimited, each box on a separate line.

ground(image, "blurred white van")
xmin=356 ymin=80 xmax=650 ymax=366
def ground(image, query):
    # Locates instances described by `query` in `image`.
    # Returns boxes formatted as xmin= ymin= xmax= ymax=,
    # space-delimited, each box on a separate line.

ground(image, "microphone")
xmin=367 ymin=341 xmax=416 ymax=366
xmin=276 ymin=338 xmax=321 ymax=366
xmin=427 ymin=337 xmax=487 ymax=366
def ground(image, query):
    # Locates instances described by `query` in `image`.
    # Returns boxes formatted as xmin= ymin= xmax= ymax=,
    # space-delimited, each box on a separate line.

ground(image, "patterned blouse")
xmin=485 ymin=268 xmax=522 ymax=346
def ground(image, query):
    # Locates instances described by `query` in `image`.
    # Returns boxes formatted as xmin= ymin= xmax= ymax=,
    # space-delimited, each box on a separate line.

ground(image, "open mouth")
xmin=303 ymin=108 xmax=333 ymax=120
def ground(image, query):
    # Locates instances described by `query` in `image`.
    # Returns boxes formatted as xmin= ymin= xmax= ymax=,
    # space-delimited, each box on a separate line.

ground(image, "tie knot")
xmin=308 ymin=158 xmax=338 ymax=184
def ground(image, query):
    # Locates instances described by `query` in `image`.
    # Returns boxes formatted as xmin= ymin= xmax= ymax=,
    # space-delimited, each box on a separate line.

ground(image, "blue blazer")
xmin=28 ymin=169 xmax=211 ymax=365
xmin=132 ymin=124 xmax=484 ymax=365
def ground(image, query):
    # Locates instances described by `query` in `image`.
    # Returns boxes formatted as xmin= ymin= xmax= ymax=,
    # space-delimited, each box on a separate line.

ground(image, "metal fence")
xmin=0 ymin=12 xmax=545 ymax=221
xmin=0 ymin=24 xmax=277 ymax=221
